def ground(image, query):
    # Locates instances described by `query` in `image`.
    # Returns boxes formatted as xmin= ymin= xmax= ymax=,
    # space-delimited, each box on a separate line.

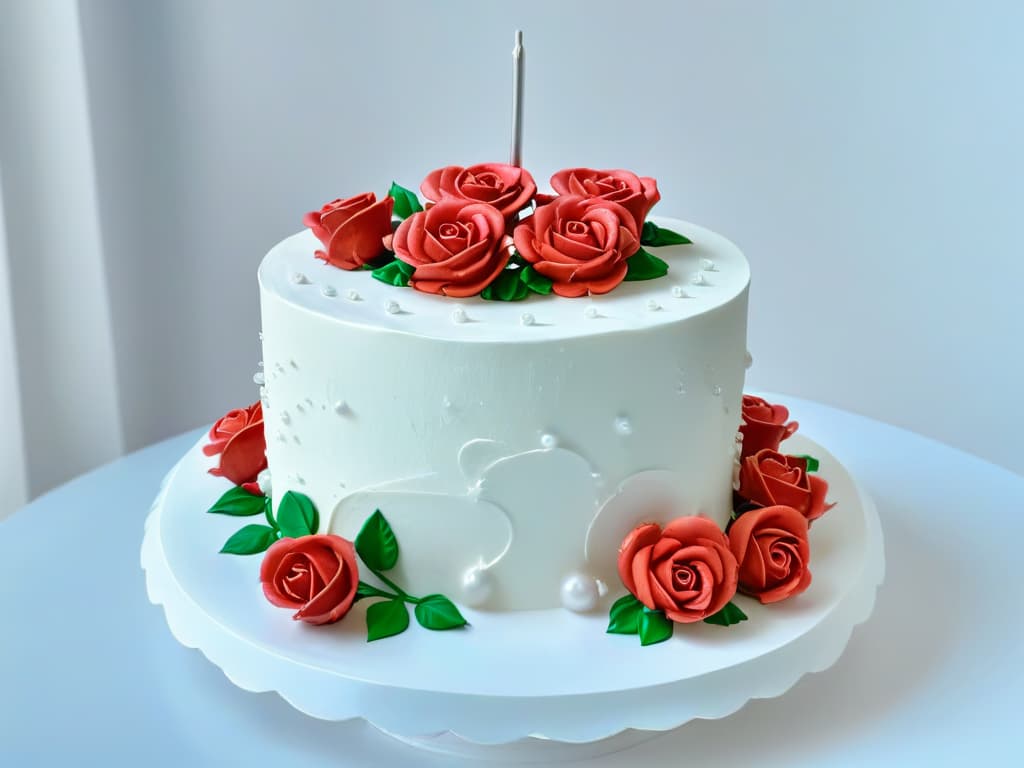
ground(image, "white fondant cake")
xmin=258 ymin=217 xmax=749 ymax=611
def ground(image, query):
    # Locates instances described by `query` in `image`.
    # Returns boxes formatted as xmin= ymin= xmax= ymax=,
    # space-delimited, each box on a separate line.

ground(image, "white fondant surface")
xmin=258 ymin=217 xmax=750 ymax=610
xmin=143 ymin=431 xmax=884 ymax=743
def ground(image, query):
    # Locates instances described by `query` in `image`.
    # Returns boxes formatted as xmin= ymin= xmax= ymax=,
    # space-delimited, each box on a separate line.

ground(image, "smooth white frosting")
xmin=258 ymin=218 xmax=749 ymax=611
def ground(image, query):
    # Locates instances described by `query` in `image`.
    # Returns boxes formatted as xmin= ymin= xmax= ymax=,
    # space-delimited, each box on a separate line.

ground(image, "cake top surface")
xmin=259 ymin=216 xmax=749 ymax=343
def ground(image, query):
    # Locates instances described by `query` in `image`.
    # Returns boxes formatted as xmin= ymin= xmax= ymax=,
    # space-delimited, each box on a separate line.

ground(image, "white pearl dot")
xmin=346 ymin=289 xmax=361 ymax=301
xmin=461 ymin=566 xmax=494 ymax=607
xmin=290 ymin=272 xmax=309 ymax=285
xmin=252 ymin=371 xmax=265 ymax=385
xmin=334 ymin=400 xmax=349 ymax=416
xmin=321 ymin=285 xmax=337 ymax=297
xmin=584 ymin=306 xmax=600 ymax=319
xmin=692 ymin=272 xmax=706 ymax=286
xmin=745 ymin=350 xmax=754 ymax=369
xmin=290 ymin=359 xmax=298 ymax=369
xmin=256 ymin=469 xmax=272 ymax=495
xmin=646 ymin=299 xmax=661 ymax=311
xmin=258 ymin=331 xmax=264 ymax=341
xmin=442 ymin=396 xmax=453 ymax=409
xmin=451 ymin=307 xmax=468 ymax=324
xmin=384 ymin=299 xmax=401 ymax=314
xmin=614 ymin=416 xmax=633 ymax=436
xmin=671 ymin=285 xmax=687 ymax=298
xmin=520 ymin=312 xmax=535 ymax=326
xmin=701 ymin=258 xmax=716 ymax=271
xmin=712 ymin=385 xmax=722 ymax=397
xmin=295 ymin=402 xmax=304 ymax=413
xmin=540 ymin=433 xmax=557 ymax=449
xmin=280 ymin=411 xmax=291 ymax=425
xmin=560 ymin=572 xmax=600 ymax=613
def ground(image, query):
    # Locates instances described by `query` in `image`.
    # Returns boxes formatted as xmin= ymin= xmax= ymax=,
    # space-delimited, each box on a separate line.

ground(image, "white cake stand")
xmin=142 ymin=432 xmax=884 ymax=762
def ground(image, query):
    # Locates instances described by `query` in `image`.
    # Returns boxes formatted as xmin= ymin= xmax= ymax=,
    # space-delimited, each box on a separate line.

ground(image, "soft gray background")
xmin=2 ymin=0 xmax=1021 ymax=511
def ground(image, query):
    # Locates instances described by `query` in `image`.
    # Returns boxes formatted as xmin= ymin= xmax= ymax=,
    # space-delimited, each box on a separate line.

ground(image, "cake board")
xmin=142 ymin=431 xmax=884 ymax=761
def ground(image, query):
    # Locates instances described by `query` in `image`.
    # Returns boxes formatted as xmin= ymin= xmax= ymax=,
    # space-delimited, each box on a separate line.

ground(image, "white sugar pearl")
xmin=520 ymin=312 xmax=535 ymax=326
xmin=346 ymin=289 xmax=361 ymax=301
xmin=701 ymin=258 xmax=716 ymax=271
xmin=540 ymin=433 xmax=557 ymax=449
xmin=614 ymin=416 xmax=633 ymax=436
xmin=712 ymin=385 xmax=722 ymax=397
xmin=334 ymin=400 xmax=349 ymax=415
xmin=321 ymin=284 xmax=337 ymax=297
xmin=560 ymin=573 xmax=600 ymax=613
xmin=461 ymin=566 xmax=494 ymax=607
xmin=451 ymin=307 xmax=468 ymax=324
xmin=290 ymin=272 xmax=309 ymax=284
xmin=745 ymin=350 xmax=754 ymax=369
xmin=646 ymin=299 xmax=661 ymax=311
xmin=692 ymin=272 xmax=706 ymax=286
xmin=256 ymin=469 xmax=272 ymax=495
xmin=384 ymin=299 xmax=401 ymax=314
xmin=584 ymin=306 xmax=600 ymax=319
xmin=280 ymin=411 xmax=291 ymax=425
xmin=252 ymin=371 xmax=265 ymax=385
xmin=671 ymin=285 xmax=687 ymax=298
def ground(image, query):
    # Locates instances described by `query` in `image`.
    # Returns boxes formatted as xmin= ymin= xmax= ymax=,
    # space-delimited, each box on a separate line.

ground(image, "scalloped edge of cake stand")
xmin=141 ymin=434 xmax=884 ymax=760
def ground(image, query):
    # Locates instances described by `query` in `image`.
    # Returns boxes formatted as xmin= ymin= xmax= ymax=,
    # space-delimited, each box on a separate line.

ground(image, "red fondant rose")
xmin=618 ymin=516 xmax=739 ymax=623
xmin=391 ymin=200 xmax=509 ymax=297
xmin=260 ymin=534 xmax=359 ymax=625
xmin=728 ymin=505 xmax=812 ymax=604
xmin=303 ymin=192 xmax=394 ymax=270
xmin=739 ymin=395 xmax=799 ymax=459
xmin=737 ymin=449 xmax=835 ymax=524
xmin=549 ymin=168 xmax=660 ymax=231
xmin=513 ymin=195 xmax=640 ymax=297
xmin=206 ymin=402 xmax=267 ymax=486
xmin=420 ymin=163 xmax=536 ymax=219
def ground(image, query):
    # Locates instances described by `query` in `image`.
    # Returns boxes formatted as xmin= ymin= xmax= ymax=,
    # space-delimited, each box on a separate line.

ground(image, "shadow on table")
xmin=146 ymin=490 xmax=956 ymax=767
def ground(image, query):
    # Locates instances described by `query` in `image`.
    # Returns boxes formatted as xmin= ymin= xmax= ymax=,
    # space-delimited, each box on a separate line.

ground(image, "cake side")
xmin=257 ymin=218 xmax=749 ymax=611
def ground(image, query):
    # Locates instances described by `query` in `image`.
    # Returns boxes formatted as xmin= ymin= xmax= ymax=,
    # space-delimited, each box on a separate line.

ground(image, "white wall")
xmin=75 ymin=0 xmax=1022 ymax=475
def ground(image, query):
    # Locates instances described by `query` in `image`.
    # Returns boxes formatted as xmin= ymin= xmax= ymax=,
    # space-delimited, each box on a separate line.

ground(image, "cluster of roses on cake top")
xmin=303 ymin=163 xmax=691 ymax=300
xmin=202 ymin=387 xmax=836 ymax=645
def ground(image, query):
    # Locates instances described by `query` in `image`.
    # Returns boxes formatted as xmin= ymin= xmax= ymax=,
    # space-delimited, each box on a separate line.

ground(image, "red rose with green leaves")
xmin=391 ymin=200 xmax=510 ymax=297
xmin=304 ymin=192 xmax=394 ymax=270
xmin=512 ymin=195 xmax=640 ymax=297
xmin=728 ymin=505 xmax=812 ymax=603
xmin=206 ymin=402 xmax=267 ymax=486
xmin=260 ymin=534 xmax=359 ymax=625
xmin=737 ymin=449 xmax=834 ymax=524
xmin=617 ymin=516 xmax=738 ymax=623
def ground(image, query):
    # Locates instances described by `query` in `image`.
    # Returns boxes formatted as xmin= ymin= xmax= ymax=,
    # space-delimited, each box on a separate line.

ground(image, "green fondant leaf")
xmin=366 ymin=598 xmax=410 ymax=642
xmin=640 ymin=220 xmax=692 ymax=247
xmin=606 ymin=593 xmax=644 ymax=635
xmin=414 ymin=595 xmax=468 ymax=631
xmin=371 ymin=259 xmax=414 ymax=287
xmin=624 ymin=247 xmax=670 ymax=282
xmin=703 ymin=601 xmax=749 ymax=627
xmin=481 ymin=269 xmax=530 ymax=301
xmin=275 ymin=491 xmax=319 ymax=538
xmin=795 ymin=454 xmax=821 ymax=472
xmin=389 ymin=181 xmax=423 ymax=220
xmin=219 ymin=524 xmax=278 ymax=555
xmin=519 ymin=265 xmax=553 ymax=295
xmin=207 ymin=486 xmax=266 ymax=516
xmin=638 ymin=608 xmax=674 ymax=646
xmin=355 ymin=509 xmax=400 ymax=572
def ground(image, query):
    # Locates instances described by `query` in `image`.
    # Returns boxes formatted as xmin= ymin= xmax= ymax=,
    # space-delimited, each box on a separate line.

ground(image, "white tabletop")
xmin=2 ymin=395 xmax=1022 ymax=766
